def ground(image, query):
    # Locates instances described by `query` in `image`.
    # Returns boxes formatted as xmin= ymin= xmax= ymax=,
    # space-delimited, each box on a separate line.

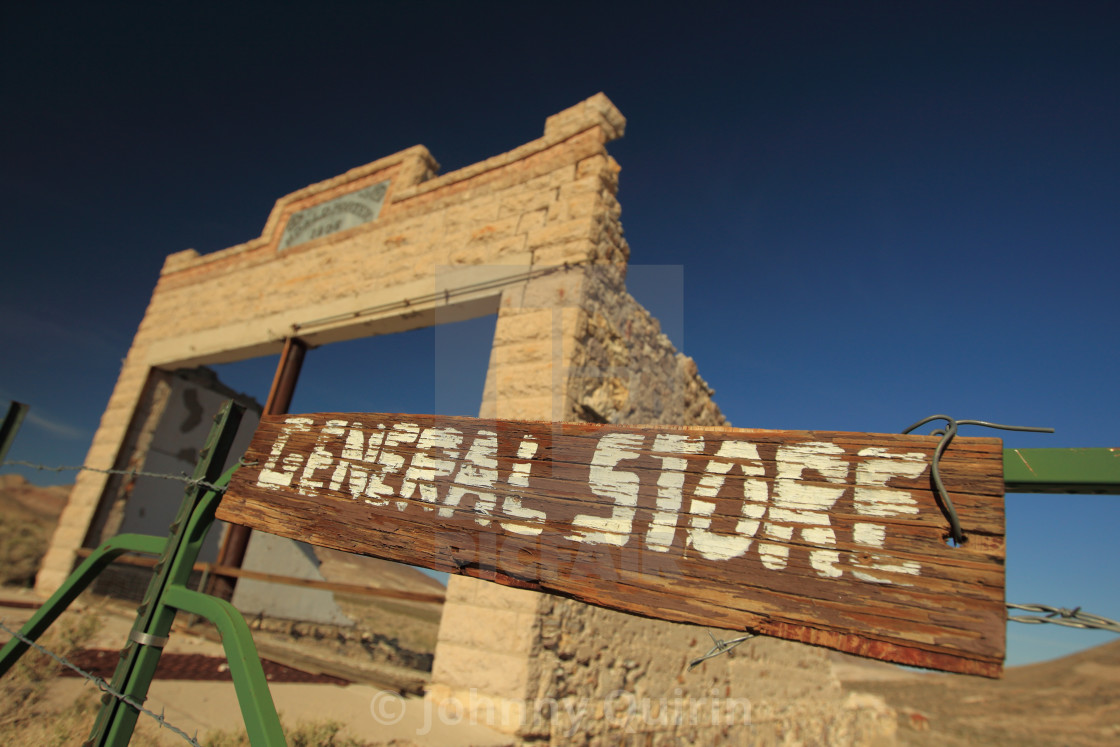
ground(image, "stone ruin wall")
xmin=36 ymin=94 xmax=630 ymax=593
xmin=537 ymin=270 xmax=895 ymax=744
xmin=431 ymin=265 xmax=895 ymax=745
xmin=38 ymin=93 xmax=896 ymax=745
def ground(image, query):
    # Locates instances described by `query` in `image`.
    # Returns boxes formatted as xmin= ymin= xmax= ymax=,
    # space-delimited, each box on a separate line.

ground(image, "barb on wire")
xmin=1007 ymin=603 xmax=1120 ymax=634
xmin=901 ymin=415 xmax=1054 ymax=545
xmin=0 ymin=618 xmax=201 ymax=746
xmin=0 ymin=459 xmax=228 ymax=495
xmin=688 ymin=630 xmax=756 ymax=671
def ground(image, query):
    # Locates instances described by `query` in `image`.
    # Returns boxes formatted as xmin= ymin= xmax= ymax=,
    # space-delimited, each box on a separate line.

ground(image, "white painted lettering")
xmin=400 ymin=427 xmax=463 ymax=511
xmin=851 ymin=448 xmax=927 ymax=583
xmin=297 ymin=420 xmax=348 ymax=496
xmin=256 ymin=417 xmax=314 ymax=488
xmin=645 ymin=433 xmax=706 ymax=552
xmin=501 ymin=436 xmax=546 ymax=535
xmin=252 ymin=419 xmax=934 ymax=585
xmin=760 ymin=442 xmax=848 ymax=577
xmin=364 ymin=423 xmax=419 ymax=506
xmin=327 ymin=424 xmax=385 ymax=497
xmin=440 ymin=431 xmax=498 ymax=523
xmin=686 ymin=441 xmax=768 ymax=561
xmin=567 ymin=433 xmax=645 ymax=546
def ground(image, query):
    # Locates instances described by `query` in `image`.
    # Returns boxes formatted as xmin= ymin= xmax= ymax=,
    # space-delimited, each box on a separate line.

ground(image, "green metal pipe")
xmin=89 ymin=400 xmax=246 ymax=746
xmin=162 ymin=586 xmax=286 ymax=745
xmin=1004 ymin=448 xmax=1120 ymax=494
xmin=0 ymin=533 xmax=166 ymax=674
xmin=0 ymin=400 xmax=29 ymax=464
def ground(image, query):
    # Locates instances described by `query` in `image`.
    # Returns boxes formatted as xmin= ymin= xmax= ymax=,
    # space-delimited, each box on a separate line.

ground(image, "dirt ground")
xmin=6 ymin=588 xmax=1120 ymax=745
xmin=3 ymin=477 xmax=1118 ymax=745
xmin=0 ymin=588 xmax=512 ymax=746
xmin=833 ymin=642 xmax=1120 ymax=746
xmin=0 ymin=476 xmax=513 ymax=745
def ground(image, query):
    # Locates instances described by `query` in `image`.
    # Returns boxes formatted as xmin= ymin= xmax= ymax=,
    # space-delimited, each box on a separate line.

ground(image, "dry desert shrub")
xmin=0 ymin=609 xmax=169 ymax=746
xmin=204 ymin=717 xmax=370 ymax=746
xmin=0 ymin=501 xmax=52 ymax=587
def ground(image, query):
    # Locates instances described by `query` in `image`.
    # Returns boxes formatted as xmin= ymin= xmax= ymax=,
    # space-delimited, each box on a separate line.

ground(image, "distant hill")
xmin=0 ymin=474 xmax=69 ymax=518
xmin=314 ymin=546 xmax=446 ymax=594
xmin=0 ymin=472 xmax=444 ymax=599
xmin=841 ymin=638 xmax=1120 ymax=745
xmin=0 ymin=474 xmax=71 ymax=586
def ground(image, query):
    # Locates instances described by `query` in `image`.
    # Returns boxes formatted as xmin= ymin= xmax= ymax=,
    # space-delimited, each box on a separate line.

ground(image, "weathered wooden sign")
xmin=219 ymin=413 xmax=1007 ymax=677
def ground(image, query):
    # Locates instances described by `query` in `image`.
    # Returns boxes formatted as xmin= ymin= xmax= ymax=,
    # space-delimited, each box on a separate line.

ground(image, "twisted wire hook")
xmin=902 ymin=415 xmax=1053 ymax=544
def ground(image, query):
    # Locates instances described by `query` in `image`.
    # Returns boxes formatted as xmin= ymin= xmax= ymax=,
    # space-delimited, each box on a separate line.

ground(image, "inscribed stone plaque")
xmin=278 ymin=180 xmax=389 ymax=251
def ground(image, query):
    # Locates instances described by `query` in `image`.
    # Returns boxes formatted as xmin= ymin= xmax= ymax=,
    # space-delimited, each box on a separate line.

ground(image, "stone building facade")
xmin=38 ymin=94 xmax=894 ymax=744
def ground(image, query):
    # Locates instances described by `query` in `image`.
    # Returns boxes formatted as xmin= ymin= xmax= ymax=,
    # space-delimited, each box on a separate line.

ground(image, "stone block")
xmin=497 ymin=188 xmax=555 ymax=218
xmin=532 ymin=239 xmax=595 ymax=267
xmin=486 ymin=394 xmax=566 ymax=422
xmin=491 ymin=309 xmax=555 ymax=346
xmin=491 ymin=364 xmax=558 ymax=399
xmin=526 ymin=219 xmax=593 ymax=250
xmin=442 ymin=552 xmax=491 ymax=591
xmin=429 ymin=642 xmax=532 ymax=699
xmin=424 ymin=684 xmax=529 ymax=736
xmin=449 ymin=234 xmax=528 ymax=266
xmin=438 ymin=603 xmax=537 ymax=654
xmin=556 ymin=174 xmax=602 ymax=203
xmin=515 ymin=208 xmax=548 ymax=235
xmin=576 ymin=154 xmax=609 ymax=180
xmin=553 ymin=191 xmax=601 ymax=223
xmin=161 ymin=248 xmax=201 ymax=274
xmin=469 ymin=577 xmax=544 ymax=612
xmin=463 ymin=214 xmax=519 ymax=243
xmin=487 ymin=339 xmax=555 ymax=368
xmin=34 ymin=566 xmax=70 ymax=595
xmin=543 ymin=92 xmax=626 ymax=143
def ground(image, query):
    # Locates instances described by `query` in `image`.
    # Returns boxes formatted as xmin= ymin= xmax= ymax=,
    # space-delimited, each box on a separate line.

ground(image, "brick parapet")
xmin=159 ymin=145 xmax=438 ymax=277
xmin=137 ymin=145 xmax=623 ymax=356
xmin=158 ymin=93 xmax=624 ymax=284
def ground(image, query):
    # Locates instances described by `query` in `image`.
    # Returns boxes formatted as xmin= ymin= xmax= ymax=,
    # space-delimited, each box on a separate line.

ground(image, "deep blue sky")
xmin=2 ymin=1 xmax=1118 ymax=667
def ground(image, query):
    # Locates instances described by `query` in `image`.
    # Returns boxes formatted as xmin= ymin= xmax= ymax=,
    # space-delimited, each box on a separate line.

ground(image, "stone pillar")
xmin=427 ymin=267 xmax=587 ymax=730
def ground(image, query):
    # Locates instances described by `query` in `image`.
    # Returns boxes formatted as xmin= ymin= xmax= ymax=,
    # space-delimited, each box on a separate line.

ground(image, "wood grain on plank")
xmin=219 ymin=413 xmax=1006 ymax=677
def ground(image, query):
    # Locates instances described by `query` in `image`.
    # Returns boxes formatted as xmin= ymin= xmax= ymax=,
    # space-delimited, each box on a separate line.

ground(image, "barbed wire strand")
xmin=687 ymin=630 xmax=757 ymax=670
xmin=9 ymin=459 xmax=1118 ymax=672
xmin=1 ymin=459 xmax=231 ymax=495
xmin=0 ymin=618 xmax=201 ymax=746
xmin=1007 ymin=603 xmax=1120 ymax=634
xmin=901 ymin=415 xmax=1054 ymax=545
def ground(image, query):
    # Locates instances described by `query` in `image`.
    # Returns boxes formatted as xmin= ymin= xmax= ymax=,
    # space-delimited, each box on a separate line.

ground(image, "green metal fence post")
xmin=0 ymin=400 xmax=29 ymax=464
xmin=0 ymin=400 xmax=288 ymax=746
xmin=84 ymin=400 xmax=250 ymax=746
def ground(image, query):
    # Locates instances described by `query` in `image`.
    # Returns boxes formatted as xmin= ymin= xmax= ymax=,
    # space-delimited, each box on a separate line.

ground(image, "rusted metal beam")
xmin=262 ymin=337 xmax=309 ymax=416
xmin=210 ymin=338 xmax=308 ymax=599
